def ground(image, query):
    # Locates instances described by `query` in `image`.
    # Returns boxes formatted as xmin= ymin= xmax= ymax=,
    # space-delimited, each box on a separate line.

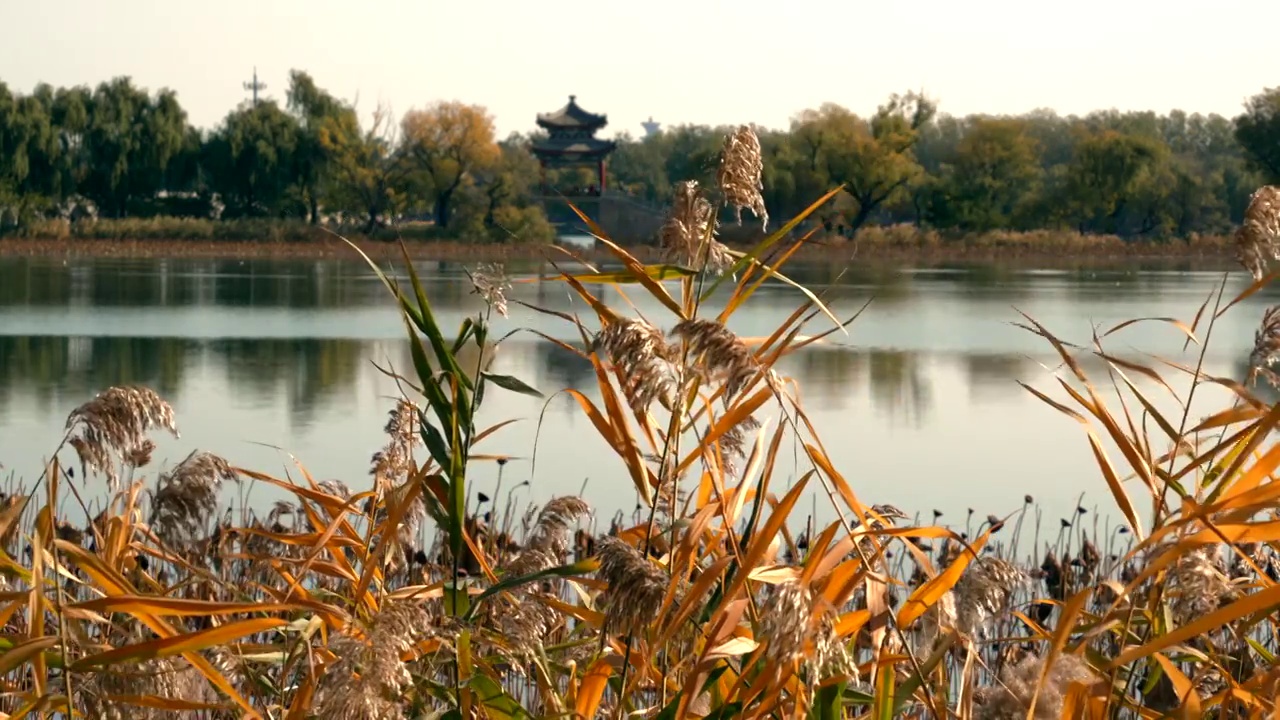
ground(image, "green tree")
xmin=1235 ymin=87 xmax=1280 ymax=183
xmin=927 ymin=117 xmax=1042 ymax=231
xmin=49 ymin=86 xmax=91 ymax=201
xmin=79 ymin=78 xmax=188 ymax=217
xmin=286 ymin=70 xmax=353 ymax=223
xmin=608 ymin=131 xmax=675 ymax=203
xmin=754 ymin=128 xmax=831 ymax=219
xmin=1060 ymin=129 xmax=1168 ymax=236
xmin=0 ymin=83 xmax=60 ymax=219
xmin=796 ymin=94 xmax=937 ymax=234
xmin=204 ymin=100 xmax=300 ymax=217
xmin=318 ymin=105 xmax=409 ymax=232
xmin=663 ymin=125 xmax=726 ymax=192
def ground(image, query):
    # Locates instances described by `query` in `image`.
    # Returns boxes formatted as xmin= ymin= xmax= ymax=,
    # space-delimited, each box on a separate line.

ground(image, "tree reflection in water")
xmin=0 ymin=335 xmax=365 ymax=427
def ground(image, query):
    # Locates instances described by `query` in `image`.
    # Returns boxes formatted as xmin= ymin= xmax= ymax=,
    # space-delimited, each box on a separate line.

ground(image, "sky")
xmin=3 ymin=0 xmax=1278 ymax=140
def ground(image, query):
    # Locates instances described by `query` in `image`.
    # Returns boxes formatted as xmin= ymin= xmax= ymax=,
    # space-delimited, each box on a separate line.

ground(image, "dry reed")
xmin=313 ymin=601 xmax=433 ymax=720
xmin=973 ymin=653 xmax=1099 ymax=720
xmin=596 ymin=536 xmax=667 ymax=638
xmin=148 ymin=450 xmax=238 ymax=548
xmin=670 ymin=317 xmax=779 ymax=400
xmin=1235 ymin=185 xmax=1280 ymax=281
xmin=717 ymin=125 xmax=769 ymax=231
xmin=468 ymin=262 xmax=511 ymax=318
xmin=590 ymin=317 xmax=679 ymax=413
xmin=3 ymin=130 xmax=1280 ymax=720
xmin=64 ymin=385 xmax=178 ymax=488
xmin=1249 ymin=305 xmax=1280 ymax=388
xmin=659 ymin=181 xmax=732 ymax=274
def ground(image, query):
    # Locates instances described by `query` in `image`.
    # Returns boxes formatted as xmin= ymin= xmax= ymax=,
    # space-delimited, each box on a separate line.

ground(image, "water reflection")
xmin=1 ymin=255 xmax=1276 ymax=527
xmin=0 ymin=335 xmax=367 ymax=426
xmin=3 ymin=334 xmax=1020 ymax=425
xmin=0 ymin=324 xmax=1085 ymax=473
xmin=0 ymin=335 xmax=187 ymax=406
xmin=214 ymin=339 xmax=366 ymax=424
xmin=0 ymin=256 xmax=559 ymax=311
xmin=867 ymin=351 xmax=933 ymax=426
xmin=3 ymin=255 xmax=1257 ymax=314
xmin=964 ymin=354 xmax=1035 ymax=402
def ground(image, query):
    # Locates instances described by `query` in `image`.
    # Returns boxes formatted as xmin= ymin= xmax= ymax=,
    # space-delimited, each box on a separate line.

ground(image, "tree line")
xmin=3 ymin=70 xmax=1280 ymax=242
xmin=0 ymin=71 xmax=549 ymax=241
xmin=610 ymin=92 xmax=1280 ymax=239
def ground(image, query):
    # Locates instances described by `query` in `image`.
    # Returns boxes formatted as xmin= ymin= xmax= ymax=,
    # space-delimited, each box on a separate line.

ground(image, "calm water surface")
xmin=0 ymin=256 xmax=1269 ymax=535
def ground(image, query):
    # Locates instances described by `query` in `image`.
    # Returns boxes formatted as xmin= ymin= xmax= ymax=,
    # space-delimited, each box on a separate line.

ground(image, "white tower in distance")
xmin=641 ymin=116 xmax=661 ymax=137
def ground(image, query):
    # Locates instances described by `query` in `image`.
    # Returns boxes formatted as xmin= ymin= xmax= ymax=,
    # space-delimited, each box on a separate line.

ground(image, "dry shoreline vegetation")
xmin=2 ymin=125 xmax=1280 ymax=719
xmin=0 ymin=223 xmax=1239 ymax=266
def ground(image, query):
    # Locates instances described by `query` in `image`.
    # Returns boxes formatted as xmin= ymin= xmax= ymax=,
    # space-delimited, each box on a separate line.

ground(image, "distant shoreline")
xmin=0 ymin=232 xmax=1238 ymax=271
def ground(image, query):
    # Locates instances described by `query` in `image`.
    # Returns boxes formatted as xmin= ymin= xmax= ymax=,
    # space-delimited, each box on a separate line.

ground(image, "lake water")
xmin=0 ymin=255 xmax=1270 ymax=541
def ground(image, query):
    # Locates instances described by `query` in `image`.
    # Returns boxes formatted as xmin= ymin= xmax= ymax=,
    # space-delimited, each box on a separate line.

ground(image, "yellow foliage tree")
xmin=400 ymin=101 xmax=501 ymax=228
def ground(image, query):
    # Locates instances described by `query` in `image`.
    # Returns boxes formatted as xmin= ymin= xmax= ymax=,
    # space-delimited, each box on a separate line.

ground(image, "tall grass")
xmin=4 ymin=215 xmax=553 ymax=245
xmin=1 ymin=212 xmax=1239 ymax=265
xmin=0 ymin=133 xmax=1277 ymax=719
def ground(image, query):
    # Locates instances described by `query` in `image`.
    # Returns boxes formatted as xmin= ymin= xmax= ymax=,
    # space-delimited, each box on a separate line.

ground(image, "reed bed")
xmin=0 ymin=214 xmax=1239 ymax=266
xmin=0 ymin=236 xmax=615 ymax=263
xmin=4 ymin=217 xmax=514 ymax=244
xmin=0 ymin=130 xmax=1278 ymax=719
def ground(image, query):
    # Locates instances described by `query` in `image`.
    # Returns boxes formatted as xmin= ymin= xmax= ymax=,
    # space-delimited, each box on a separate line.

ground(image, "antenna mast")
xmin=243 ymin=67 xmax=267 ymax=107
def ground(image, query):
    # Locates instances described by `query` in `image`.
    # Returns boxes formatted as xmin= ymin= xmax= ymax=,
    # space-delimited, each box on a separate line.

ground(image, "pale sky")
xmin=2 ymin=0 xmax=1277 ymax=139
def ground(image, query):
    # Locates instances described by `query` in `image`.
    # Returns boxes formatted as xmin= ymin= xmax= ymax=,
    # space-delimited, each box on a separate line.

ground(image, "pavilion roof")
xmin=536 ymin=95 xmax=608 ymax=131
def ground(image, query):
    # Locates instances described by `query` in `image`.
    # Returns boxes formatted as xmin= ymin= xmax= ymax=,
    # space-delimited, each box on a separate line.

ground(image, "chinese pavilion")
xmin=530 ymin=95 xmax=617 ymax=194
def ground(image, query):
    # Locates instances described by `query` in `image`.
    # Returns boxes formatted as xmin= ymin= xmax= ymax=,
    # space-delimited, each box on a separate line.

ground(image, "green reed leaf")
xmin=443 ymin=580 xmax=472 ymax=618
xmin=452 ymin=317 xmax=477 ymax=354
xmin=814 ymin=680 xmax=847 ymax=720
xmin=482 ymin=372 xmax=544 ymax=399
xmin=418 ymin=412 xmax=453 ymax=472
xmin=407 ymin=324 xmax=456 ymax=439
xmin=466 ymin=674 xmax=531 ymax=720
xmin=464 ymin=557 xmax=600 ymax=620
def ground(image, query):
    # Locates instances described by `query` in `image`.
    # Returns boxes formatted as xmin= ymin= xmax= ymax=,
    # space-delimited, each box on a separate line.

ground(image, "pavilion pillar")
xmin=598 ymin=158 xmax=606 ymax=193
